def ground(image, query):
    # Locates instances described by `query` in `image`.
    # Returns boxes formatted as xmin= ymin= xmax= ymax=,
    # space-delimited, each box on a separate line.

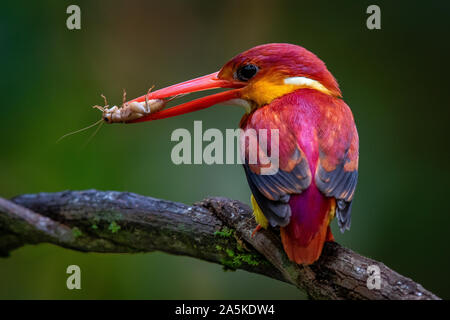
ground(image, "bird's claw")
xmin=251 ymin=224 xmax=262 ymax=238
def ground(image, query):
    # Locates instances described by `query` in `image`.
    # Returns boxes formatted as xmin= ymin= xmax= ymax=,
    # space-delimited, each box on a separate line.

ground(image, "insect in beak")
xmin=93 ymin=88 xmax=167 ymax=124
xmin=122 ymin=72 xmax=246 ymax=123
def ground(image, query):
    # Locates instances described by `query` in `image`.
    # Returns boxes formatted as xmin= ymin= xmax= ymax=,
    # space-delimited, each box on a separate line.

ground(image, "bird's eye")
xmin=236 ymin=64 xmax=259 ymax=81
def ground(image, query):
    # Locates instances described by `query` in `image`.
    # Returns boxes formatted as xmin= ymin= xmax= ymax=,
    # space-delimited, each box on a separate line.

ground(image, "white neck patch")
xmin=283 ymin=76 xmax=332 ymax=95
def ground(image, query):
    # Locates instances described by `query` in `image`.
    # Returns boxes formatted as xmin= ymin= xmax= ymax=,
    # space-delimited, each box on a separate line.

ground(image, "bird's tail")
xmin=280 ymin=188 xmax=335 ymax=265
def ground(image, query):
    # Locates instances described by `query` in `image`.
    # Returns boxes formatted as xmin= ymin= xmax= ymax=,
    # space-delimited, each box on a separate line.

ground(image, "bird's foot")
xmin=251 ymin=224 xmax=262 ymax=238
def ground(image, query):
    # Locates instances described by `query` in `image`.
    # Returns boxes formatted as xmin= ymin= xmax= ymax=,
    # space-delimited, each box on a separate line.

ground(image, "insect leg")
xmin=145 ymin=85 xmax=155 ymax=113
xmin=101 ymin=94 xmax=108 ymax=107
xmin=122 ymin=89 xmax=127 ymax=106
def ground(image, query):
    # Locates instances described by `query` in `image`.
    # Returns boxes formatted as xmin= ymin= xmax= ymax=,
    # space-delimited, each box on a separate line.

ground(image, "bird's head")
xmin=218 ymin=43 xmax=341 ymax=106
xmin=127 ymin=43 xmax=341 ymax=123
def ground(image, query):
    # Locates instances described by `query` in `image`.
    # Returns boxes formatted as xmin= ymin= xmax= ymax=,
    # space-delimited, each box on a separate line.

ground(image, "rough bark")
xmin=0 ymin=190 xmax=440 ymax=300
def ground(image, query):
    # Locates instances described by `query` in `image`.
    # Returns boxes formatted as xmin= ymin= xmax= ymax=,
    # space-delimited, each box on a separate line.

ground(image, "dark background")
xmin=1 ymin=0 xmax=449 ymax=299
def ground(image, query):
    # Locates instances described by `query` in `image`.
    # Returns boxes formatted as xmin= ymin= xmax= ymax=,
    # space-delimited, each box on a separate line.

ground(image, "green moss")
xmin=72 ymin=227 xmax=82 ymax=238
xmin=238 ymin=253 xmax=262 ymax=266
xmin=91 ymin=224 xmax=98 ymax=230
xmin=214 ymin=227 xmax=234 ymax=238
xmin=225 ymin=249 xmax=235 ymax=257
xmin=219 ymin=249 xmax=268 ymax=270
xmin=214 ymin=227 xmax=269 ymax=270
xmin=108 ymin=221 xmax=121 ymax=233
xmin=91 ymin=211 xmax=123 ymax=225
xmin=220 ymin=258 xmax=237 ymax=271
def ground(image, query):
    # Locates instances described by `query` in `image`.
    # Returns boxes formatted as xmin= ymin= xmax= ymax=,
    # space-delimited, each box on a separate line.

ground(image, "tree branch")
xmin=0 ymin=190 xmax=440 ymax=300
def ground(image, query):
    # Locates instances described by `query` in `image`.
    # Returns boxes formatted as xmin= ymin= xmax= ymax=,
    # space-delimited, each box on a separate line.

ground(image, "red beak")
xmin=126 ymin=72 xmax=245 ymax=123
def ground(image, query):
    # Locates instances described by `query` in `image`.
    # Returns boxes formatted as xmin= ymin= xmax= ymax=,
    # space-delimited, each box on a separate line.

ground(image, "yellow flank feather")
xmin=328 ymin=198 xmax=336 ymax=224
xmin=251 ymin=194 xmax=269 ymax=229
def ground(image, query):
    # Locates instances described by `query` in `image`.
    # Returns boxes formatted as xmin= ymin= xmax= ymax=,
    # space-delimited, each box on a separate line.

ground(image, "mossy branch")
xmin=0 ymin=190 xmax=440 ymax=300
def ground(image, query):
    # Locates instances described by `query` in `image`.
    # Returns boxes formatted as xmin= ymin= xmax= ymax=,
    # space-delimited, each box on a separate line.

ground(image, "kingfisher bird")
xmin=126 ymin=43 xmax=359 ymax=265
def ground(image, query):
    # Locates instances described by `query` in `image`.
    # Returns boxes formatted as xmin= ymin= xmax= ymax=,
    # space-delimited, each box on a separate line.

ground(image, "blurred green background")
xmin=1 ymin=0 xmax=449 ymax=299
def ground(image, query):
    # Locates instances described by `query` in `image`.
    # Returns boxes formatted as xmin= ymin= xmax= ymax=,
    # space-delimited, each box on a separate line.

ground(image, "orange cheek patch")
xmin=240 ymin=79 xmax=301 ymax=107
